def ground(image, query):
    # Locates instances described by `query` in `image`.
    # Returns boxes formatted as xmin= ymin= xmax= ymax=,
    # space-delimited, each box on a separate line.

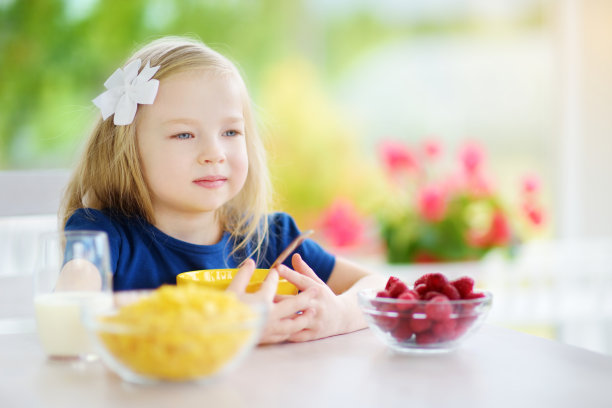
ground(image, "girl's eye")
xmin=223 ymin=129 xmax=242 ymax=137
xmin=173 ymin=132 xmax=193 ymax=140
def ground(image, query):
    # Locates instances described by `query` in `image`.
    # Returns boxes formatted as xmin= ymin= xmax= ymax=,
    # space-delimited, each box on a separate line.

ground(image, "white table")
xmin=1 ymin=324 xmax=611 ymax=408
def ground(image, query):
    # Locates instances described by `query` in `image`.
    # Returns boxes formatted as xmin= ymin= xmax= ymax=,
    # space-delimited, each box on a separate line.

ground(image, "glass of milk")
xmin=33 ymin=230 xmax=113 ymax=360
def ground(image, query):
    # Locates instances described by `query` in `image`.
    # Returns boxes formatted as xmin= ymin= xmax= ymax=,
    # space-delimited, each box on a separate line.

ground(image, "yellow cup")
xmin=176 ymin=269 xmax=298 ymax=295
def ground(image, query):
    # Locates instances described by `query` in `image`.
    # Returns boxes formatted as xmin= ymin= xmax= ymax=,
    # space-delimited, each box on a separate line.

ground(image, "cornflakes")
xmin=97 ymin=285 xmax=258 ymax=381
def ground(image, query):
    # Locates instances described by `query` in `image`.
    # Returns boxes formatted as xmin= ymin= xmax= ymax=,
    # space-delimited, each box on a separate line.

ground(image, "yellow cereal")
xmin=97 ymin=285 xmax=257 ymax=381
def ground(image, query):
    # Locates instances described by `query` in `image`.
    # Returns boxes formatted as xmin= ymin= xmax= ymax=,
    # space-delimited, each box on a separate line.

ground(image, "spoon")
xmin=270 ymin=229 xmax=314 ymax=269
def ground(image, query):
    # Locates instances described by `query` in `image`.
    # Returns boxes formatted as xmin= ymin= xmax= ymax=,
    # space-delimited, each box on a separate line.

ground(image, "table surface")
xmin=2 ymin=324 xmax=612 ymax=408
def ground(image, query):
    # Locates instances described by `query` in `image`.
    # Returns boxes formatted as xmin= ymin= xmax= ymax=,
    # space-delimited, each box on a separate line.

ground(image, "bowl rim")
xmin=357 ymin=287 xmax=493 ymax=305
xmin=177 ymin=268 xmax=277 ymax=282
xmin=83 ymin=305 xmax=265 ymax=334
xmin=175 ymin=269 xmax=297 ymax=289
xmin=81 ymin=289 xmax=267 ymax=335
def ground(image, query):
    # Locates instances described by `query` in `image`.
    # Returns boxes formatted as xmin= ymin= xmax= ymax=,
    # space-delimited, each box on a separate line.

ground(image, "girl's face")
xmin=136 ymin=69 xmax=249 ymax=219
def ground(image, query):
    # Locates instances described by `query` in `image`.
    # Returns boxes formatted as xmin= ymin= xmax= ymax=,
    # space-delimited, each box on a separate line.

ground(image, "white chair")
xmin=0 ymin=169 xmax=71 ymax=333
xmin=0 ymin=169 xmax=70 ymax=216
xmin=0 ymin=169 xmax=70 ymax=274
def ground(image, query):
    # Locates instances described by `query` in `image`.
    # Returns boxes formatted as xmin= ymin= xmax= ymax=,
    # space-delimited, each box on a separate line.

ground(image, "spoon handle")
xmin=270 ymin=229 xmax=314 ymax=269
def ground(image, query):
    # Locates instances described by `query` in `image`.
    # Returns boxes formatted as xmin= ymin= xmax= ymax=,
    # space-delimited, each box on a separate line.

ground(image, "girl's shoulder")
xmin=265 ymin=212 xmax=309 ymax=251
xmin=66 ymin=208 xmax=115 ymax=229
xmin=266 ymin=212 xmax=301 ymax=236
xmin=65 ymin=208 xmax=144 ymax=238
xmin=263 ymin=211 xmax=335 ymax=280
xmin=267 ymin=211 xmax=296 ymax=225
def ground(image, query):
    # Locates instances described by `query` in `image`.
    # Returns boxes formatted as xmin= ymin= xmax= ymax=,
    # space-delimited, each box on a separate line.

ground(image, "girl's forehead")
xmin=161 ymin=68 xmax=240 ymax=88
xmin=139 ymin=68 xmax=245 ymax=123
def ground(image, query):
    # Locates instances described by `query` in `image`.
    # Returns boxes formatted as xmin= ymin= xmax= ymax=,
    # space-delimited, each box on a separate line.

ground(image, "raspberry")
xmin=454 ymin=316 xmax=477 ymax=336
xmin=464 ymin=291 xmax=485 ymax=300
xmin=374 ymin=315 xmax=397 ymax=332
xmin=425 ymin=295 xmax=452 ymax=321
xmin=376 ymin=290 xmax=392 ymax=298
xmin=451 ymin=276 xmax=474 ymax=298
xmin=409 ymin=316 xmax=432 ymax=333
xmin=414 ymin=273 xmax=432 ymax=287
xmin=460 ymin=292 xmax=486 ymax=315
xmin=432 ymin=319 xmax=458 ymax=341
xmin=415 ymin=331 xmax=438 ymax=345
xmin=385 ymin=276 xmax=401 ymax=291
xmin=396 ymin=290 xmax=419 ymax=312
xmin=392 ymin=318 xmax=414 ymax=341
xmin=423 ymin=291 xmax=444 ymax=301
xmin=414 ymin=283 xmax=428 ymax=297
xmin=373 ymin=304 xmax=398 ymax=331
xmin=389 ymin=281 xmax=408 ymax=298
xmin=441 ymin=284 xmax=461 ymax=300
xmin=426 ymin=273 xmax=449 ymax=292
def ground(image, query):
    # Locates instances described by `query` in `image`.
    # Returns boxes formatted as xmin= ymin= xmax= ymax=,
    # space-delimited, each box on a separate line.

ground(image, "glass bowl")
xmin=83 ymin=286 xmax=265 ymax=384
xmin=358 ymin=288 xmax=492 ymax=353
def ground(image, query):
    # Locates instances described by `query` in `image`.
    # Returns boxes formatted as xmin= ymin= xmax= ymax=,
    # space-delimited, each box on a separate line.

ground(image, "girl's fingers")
xmin=275 ymin=308 xmax=313 ymax=332
xmin=291 ymin=253 xmax=325 ymax=284
xmin=287 ymin=328 xmax=315 ymax=343
xmin=227 ymin=259 xmax=256 ymax=293
xmin=258 ymin=268 xmax=279 ymax=300
xmin=270 ymin=287 xmax=319 ymax=320
xmin=260 ymin=308 xmax=315 ymax=344
xmin=276 ymin=264 xmax=317 ymax=291
xmin=274 ymin=294 xmax=289 ymax=302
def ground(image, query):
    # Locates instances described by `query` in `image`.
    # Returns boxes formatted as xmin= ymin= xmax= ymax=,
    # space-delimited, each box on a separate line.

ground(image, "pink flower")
xmin=466 ymin=210 xmax=510 ymax=247
xmin=440 ymin=172 xmax=463 ymax=196
xmin=465 ymin=172 xmax=492 ymax=196
xmin=522 ymin=174 xmax=540 ymax=195
xmin=489 ymin=211 xmax=511 ymax=246
xmin=418 ymin=185 xmax=446 ymax=222
xmin=459 ymin=142 xmax=485 ymax=175
xmin=319 ymin=198 xmax=365 ymax=248
xmin=522 ymin=202 xmax=544 ymax=226
xmin=422 ymin=138 xmax=442 ymax=160
xmin=379 ymin=140 xmax=418 ymax=177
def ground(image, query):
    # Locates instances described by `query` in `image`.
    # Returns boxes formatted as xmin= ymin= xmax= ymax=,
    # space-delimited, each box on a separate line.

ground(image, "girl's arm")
xmin=326 ymin=256 xmax=382 ymax=294
xmin=275 ymin=254 xmax=386 ymax=342
xmin=326 ymin=257 xmax=387 ymax=332
xmin=230 ymin=255 xmax=386 ymax=344
xmin=55 ymin=259 xmax=103 ymax=291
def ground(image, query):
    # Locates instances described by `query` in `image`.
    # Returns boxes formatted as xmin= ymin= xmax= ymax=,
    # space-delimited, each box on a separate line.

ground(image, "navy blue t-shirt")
xmin=65 ymin=208 xmax=335 ymax=290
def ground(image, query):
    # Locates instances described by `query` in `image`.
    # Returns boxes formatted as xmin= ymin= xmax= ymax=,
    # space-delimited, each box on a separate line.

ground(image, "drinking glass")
xmin=33 ymin=230 xmax=113 ymax=360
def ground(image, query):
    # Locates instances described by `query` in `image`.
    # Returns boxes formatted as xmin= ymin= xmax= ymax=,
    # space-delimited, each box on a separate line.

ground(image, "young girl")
xmin=60 ymin=36 xmax=384 ymax=344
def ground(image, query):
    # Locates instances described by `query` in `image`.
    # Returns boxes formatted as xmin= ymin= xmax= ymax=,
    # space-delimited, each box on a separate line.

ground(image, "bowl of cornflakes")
xmin=83 ymin=285 xmax=265 ymax=384
xmin=176 ymin=268 xmax=298 ymax=295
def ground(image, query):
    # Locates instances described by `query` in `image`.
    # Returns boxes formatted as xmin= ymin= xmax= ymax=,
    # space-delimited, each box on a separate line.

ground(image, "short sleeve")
xmin=266 ymin=212 xmax=336 ymax=283
xmin=64 ymin=208 xmax=121 ymax=275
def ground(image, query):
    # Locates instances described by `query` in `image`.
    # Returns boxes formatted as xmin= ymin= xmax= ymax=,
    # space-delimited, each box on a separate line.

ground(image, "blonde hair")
xmin=60 ymin=36 xmax=272 ymax=262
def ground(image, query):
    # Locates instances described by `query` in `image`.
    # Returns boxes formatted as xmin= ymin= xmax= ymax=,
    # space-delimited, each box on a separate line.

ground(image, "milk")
xmin=34 ymin=292 xmax=112 ymax=358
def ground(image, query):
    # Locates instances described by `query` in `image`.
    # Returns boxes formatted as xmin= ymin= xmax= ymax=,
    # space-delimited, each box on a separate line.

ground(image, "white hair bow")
xmin=92 ymin=59 xmax=160 ymax=126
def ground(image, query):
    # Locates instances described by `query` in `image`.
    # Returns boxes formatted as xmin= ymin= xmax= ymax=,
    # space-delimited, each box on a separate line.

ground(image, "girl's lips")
xmin=193 ymin=176 xmax=227 ymax=189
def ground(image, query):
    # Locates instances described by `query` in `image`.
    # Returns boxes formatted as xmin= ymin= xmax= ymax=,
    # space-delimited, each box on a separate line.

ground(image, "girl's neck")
xmin=151 ymin=209 xmax=223 ymax=245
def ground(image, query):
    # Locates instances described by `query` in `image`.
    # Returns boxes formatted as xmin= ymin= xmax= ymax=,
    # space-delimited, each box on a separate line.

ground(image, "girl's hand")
xmin=226 ymin=259 xmax=320 ymax=344
xmin=226 ymin=259 xmax=278 ymax=304
xmin=274 ymin=253 xmax=350 ymax=342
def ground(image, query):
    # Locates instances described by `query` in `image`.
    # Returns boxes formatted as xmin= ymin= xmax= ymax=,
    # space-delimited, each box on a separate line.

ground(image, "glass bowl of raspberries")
xmin=358 ymin=273 xmax=492 ymax=353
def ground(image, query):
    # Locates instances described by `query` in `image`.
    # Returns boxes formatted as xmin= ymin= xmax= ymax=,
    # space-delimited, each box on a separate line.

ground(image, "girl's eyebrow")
xmin=162 ymin=116 xmax=244 ymax=125
xmin=162 ymin=118 xmax=200 ymax=126
xmin=223 ymin=115 xmax=245 ymax=124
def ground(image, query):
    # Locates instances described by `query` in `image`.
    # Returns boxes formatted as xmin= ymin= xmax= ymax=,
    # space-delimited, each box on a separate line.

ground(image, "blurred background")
xmin=1 ymin=0 xmax=612 ymax=353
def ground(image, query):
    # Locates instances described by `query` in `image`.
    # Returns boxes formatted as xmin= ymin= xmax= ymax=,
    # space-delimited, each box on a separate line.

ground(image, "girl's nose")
xmin=197 ymin=139 xmax=225 ymax=165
